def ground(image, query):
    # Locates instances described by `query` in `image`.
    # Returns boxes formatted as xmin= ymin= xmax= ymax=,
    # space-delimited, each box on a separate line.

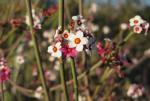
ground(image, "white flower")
xmin=90 ymin=3 xmax=98 ymax=13
xmin=16 ymin=55 xmax=25 ymax=64
xmin=68 ymin=30 xmax=88 ymax=52
xmin=102 ymin=26 xmax=110 ymax=34
xmin=120 ymin=23 xmax=128 ymax=30
xmin=47 ymin=42 xmax=62 ymax=58
xmin=127 ymin=84 xmax=144 ymax=99
xmin=62 ymin=30 xmax=71 ymax=40
xmin=72 ymin=15 xmax=83 ymax=21
xmin=129 ymin=15 xmax=144 ymax=27
xmin=133 ymin=25 xmax=142 ymax=34
xmin=34 ymin=86 xmax=43 ymax=99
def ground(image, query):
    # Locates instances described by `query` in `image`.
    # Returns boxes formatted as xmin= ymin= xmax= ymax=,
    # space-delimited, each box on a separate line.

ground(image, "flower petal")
xmin=76 ymin=45 xmax=83 ymax=52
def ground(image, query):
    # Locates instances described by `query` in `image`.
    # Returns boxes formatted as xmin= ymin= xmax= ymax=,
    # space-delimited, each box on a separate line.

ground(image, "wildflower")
xmin=129 ymin=15 xmax=144 ymax=26
xmin=34 ymin=86 xmax=43 ymax=99
xmin=133 ymin=25 xmax=142 ymax=34
xmin=129 ymin=15 xmax=149 ymax=35
xmin=62 ymin=30 xmax=71 ymax=40
xmin=61 ymin=44 xmax=77 ymax=58
xmin=47 ymin=42 xmax=62 ymax=58
xmin=68 ymin=30 xmax=88 ymax=52
xmin=102 ymin=26 xmax=110 ymax=34
xmin=120 ymin=23 xmax=128 ymax=30
xmin=16 ymin=55 xmax=25 ymax=65
xmin=127 ymin=84 xmax=145 ymax=99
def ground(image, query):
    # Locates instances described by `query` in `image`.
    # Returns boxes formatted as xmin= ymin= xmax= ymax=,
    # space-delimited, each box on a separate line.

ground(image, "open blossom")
xmin=68 ymin=30 xmax=88 ymax=52
xmin=129 ymin=15 xmax=144 ymax=26
xmin=16 ymin=55 xmax=25 ymax=64
xmin=62 ymin=30 xmax=71 ymax=40
xmin=102 ymin=25 xmax=110 ymax=34
xmin=129 ymin=15 xmax=149 ymax=34
xmin=127 ymin=84 xmax=145 ymax=99
xmin=133 ymin=25 xmax=142 ymax=34
xmin=61 ymin=45 xmax=77 ymax=58
xmin=47 ymin=42 xmax=62 ymax=58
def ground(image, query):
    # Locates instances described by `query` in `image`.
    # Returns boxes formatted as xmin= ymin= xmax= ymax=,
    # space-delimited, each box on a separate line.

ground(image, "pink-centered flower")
xmin=0 ymin=66 xmax=10 ymax=83
xmin=61 ymin=45 xmax=77 ymax=58
xmin=133 ymin=25 xmax=142 ymax=34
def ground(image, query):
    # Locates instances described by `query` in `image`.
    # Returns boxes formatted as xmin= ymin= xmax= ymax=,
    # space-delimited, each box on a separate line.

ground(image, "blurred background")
xmin=0 ymin=0 xmax=150 ymax=101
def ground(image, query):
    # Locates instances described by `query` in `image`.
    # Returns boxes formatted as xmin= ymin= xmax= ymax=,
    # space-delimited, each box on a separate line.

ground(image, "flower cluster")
xmin=127 ymin=84 xmax=145 ymax=99
xmin=129 ymin=15 xmax=149 ymax=35
xmin=0 ymin=58 xmax=10 ymax=83
xmin=97 ymin=39 xmax=125 ymax=77
xmin=26 ymin=9 xmax=42 ymax=30
xmin=47 ymin=15 xmax=95 ymax=58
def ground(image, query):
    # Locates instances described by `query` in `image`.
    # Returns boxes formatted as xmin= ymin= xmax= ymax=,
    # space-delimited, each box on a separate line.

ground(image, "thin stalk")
xmin=1 ymin=83 xmax=4 ymax=101
xmin=71 ymin=58 xmax=78 ymax=101
xmin=25 ymin=0 xmax=50 ymax=101
xmin=79 ymin=0 xmax=83 ymax=15
xmin=60 ymin=60 xmax=69 ymax=101
xmin=59 ymin=0 xmax=69 ymax=100
xmin=119 ymin=31 xmax=134 ymax=46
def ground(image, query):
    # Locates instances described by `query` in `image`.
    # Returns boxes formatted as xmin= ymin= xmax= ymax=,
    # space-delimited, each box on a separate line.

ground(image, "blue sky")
xmin=95 ymin=0 xmax=150 ymax=6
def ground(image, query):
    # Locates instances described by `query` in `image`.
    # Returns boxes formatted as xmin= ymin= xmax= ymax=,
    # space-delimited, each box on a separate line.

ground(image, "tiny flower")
xmin=62 ymin=30 xmax=70 ymax=40
xmin=120 ymin=23 xmax=128 ymax=30
xmin=61 ymin=44 xmax=77 ymax=58
xmin=68 ymin=30 xmax=88 ymax=52
xmin=102 ymin=26 xmax=110 ymax=34
xmin=129 ymin=15 xmax=144 ymax=26
xmin=47 ymin=42 xmax=62 ymax=58
xmin=16 ymin=55 xmax=25 ymax=64
xmin=34 ymin=86 xmax=43 ymax=99
xmin=133 ymin=25 xmax=142 ymax=34
xmin=127 ymin=84 xmax=144 ymax=99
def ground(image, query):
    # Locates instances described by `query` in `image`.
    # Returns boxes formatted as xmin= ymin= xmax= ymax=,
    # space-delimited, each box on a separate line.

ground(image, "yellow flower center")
xmin=74 ymin=38 xmax=81 ymax=44
xmin=53 ymin=47 xmax=57 ymax=52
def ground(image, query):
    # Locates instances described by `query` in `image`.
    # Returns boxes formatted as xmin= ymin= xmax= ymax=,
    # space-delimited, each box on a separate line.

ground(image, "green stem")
xmin=60 ymin=60 xmax=69 ymax=101
xmin=79 ymin=0 xmax=83 ymax=15
xmin=59 ymin=0 xmax=69 ymax=100
xmin=1 ymin=83 xmax=4 ymax=101
xmin=71 ymin=58 xmax=78 ymax=101
xmin=119 ymin=31 xmax=134 ymax=46
xmin=25 ymin=0 xmax=50 ymax=101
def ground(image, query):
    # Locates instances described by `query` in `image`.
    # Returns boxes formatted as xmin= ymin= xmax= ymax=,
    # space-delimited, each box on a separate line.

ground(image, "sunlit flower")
xmin=129 ymin=15 xmax=144 ymax=26
xmin=127 ymin=84 xmax=145 ymax=99
xmin=47 ymin=42 xmax=62 ymax=58
xmin=68 ymin=30 xmax=88 ymax=52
